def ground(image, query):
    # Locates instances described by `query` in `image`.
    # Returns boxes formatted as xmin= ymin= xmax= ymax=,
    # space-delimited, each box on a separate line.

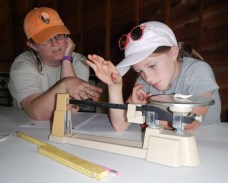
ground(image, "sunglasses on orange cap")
xmin=118 ymin=25 xmax=146 ymax=50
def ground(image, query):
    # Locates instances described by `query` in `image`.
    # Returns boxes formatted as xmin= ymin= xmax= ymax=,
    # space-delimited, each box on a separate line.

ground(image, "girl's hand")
xmin=87 ymin=54 xmax=122 ymax=86
xmin=131 ymin=84 xmax=152 ymax=104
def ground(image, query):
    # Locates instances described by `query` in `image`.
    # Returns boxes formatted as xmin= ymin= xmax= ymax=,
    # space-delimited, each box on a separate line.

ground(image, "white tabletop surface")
xmin=0 ymin=106 xmax=228 ymax=183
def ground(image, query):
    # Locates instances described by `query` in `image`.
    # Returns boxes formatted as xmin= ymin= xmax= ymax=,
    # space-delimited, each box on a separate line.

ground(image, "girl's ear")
xmin=26 ymin=40 xmax=38 ymax=52
xmin=169 ymin=46 xmax=179 ymax=61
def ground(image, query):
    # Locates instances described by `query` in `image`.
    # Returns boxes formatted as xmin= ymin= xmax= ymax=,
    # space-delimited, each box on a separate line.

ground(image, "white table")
xmin=0 ymin=106 xmax=228 ymax=183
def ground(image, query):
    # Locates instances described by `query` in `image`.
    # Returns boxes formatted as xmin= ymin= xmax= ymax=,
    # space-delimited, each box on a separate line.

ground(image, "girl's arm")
xmin=87 ymin=54 xmax=129 ymax=131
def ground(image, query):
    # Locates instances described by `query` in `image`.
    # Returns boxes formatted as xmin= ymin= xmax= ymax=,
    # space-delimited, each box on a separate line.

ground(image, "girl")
xmin=87 ymin=21 xmax=221 ymax=131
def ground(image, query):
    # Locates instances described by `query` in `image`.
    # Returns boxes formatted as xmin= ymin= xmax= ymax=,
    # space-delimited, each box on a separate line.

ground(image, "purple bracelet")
xmin=60 ymin=56 xmax=73 ymax=63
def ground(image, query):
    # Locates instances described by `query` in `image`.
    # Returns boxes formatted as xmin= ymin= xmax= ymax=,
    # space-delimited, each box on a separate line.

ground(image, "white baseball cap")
xmin=116 ymin=21 xmax=178 ymax=76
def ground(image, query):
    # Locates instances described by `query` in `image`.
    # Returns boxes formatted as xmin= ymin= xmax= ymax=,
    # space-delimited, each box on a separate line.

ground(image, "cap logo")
xmin=40 ymin=12 xmax=50 ymax=24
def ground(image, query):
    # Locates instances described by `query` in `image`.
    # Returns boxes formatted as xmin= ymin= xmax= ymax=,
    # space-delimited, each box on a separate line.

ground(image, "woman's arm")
xmin=61 ymin=37 xmax=76 ymax=78
xmin=21 ymin=77 xmax=102 ymax=120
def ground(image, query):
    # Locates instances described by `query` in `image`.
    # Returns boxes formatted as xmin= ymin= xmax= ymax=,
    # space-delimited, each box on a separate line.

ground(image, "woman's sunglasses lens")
xmin=131 ymin=27 xmax=143 ymax=40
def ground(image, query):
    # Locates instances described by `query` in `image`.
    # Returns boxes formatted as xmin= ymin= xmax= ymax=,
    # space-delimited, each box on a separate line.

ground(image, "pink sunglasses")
xmin=118 ymin=25 xmax=146 ymax=50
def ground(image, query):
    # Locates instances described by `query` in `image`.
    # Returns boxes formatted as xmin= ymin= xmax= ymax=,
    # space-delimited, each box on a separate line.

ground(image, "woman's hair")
xmin=27 ymin=39 xmax=43 ymax=73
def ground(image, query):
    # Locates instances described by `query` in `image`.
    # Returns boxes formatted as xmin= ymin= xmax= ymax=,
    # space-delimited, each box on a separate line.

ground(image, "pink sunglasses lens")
xmin=131 ymin=26 xmax=143 ymax=40
xmin=119 ymin=35 xmax=128 ymax=50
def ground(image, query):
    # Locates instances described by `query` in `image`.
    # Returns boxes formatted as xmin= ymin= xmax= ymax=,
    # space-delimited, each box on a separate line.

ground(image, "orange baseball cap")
xmin=24 ymin=7 xmax=70 ymax=44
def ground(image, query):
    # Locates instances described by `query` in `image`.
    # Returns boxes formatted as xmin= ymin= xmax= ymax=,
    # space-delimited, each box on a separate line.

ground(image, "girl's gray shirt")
xmin=136 ymin=57 xmax=221 ymax=125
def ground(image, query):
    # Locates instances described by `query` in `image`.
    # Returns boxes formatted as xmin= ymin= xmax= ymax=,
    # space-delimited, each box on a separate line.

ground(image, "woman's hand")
xmin=61 ymin=77 xmax=102 ymax=101
xmin=64 ymin=37 xmax=76 ymax=56
xmin=87 ymin=54 xmax=122 ymax=87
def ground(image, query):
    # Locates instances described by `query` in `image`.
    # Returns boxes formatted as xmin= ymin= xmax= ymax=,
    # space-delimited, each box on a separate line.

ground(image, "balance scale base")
xmin=49 ymin=127 xmax=200 ymax=168
xmin=144 ymin=128 xmax=200 ymax=167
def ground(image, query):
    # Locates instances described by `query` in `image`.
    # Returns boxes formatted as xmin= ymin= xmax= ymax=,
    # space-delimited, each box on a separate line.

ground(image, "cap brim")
xmin=116 ymin=48 xmax=156 ymax=76
xmin=32 ymin=25 xmax=70 ymax=44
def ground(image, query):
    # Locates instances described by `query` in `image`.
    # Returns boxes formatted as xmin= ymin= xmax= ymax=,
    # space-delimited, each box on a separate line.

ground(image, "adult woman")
xmin=8 ymin=7 xmax=101 ymax=120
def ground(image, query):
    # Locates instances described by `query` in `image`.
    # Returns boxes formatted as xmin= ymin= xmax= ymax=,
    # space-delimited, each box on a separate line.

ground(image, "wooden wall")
xmin=0 ymin=0 xmax=227 ymax=121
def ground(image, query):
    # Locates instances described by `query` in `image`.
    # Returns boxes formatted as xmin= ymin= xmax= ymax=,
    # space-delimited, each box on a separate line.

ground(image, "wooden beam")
xmin=77 ymin=0 xmax=83 ymax=53
xmin=134 ymin=0 xmax=140 ymax=25
xmin=104 ymin=0 xmax=110 ymax=59
xmin=165 ymin=0 xmax=170 ymax=25
xmin=198 ymin=0 xmax=204 ymax=53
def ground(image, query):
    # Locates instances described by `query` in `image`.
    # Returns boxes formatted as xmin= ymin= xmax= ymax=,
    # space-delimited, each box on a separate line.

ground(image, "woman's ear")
xmin=26 ymin=40 xmax=38 ymax=51
xmin=169 ymin=46 xmax=179 ymax=61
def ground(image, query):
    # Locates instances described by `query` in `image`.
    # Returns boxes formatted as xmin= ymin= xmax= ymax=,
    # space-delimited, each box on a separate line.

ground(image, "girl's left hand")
xmin=131 ymin=84 xmax=152 ymax=104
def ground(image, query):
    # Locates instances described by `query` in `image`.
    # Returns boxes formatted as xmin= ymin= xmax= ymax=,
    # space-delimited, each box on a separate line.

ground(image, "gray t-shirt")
xmin=8 ymin=51 xmax=90 ymax=108
xmin=136 ymin=57 xmax=221 ymax=125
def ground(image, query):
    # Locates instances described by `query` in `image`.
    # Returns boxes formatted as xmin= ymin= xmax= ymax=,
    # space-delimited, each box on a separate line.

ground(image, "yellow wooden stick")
xmin=16 ymin=131 xmax=108 ymax=180
xmin=16 ymin=131 xmax=47 ymax=146
xmin=39 ymin=145 xmax=108 ymax=180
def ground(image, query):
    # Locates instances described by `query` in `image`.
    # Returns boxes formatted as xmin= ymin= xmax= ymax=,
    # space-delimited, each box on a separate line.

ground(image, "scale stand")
xmin=49 ymin=93 xmax=214 ymax=167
